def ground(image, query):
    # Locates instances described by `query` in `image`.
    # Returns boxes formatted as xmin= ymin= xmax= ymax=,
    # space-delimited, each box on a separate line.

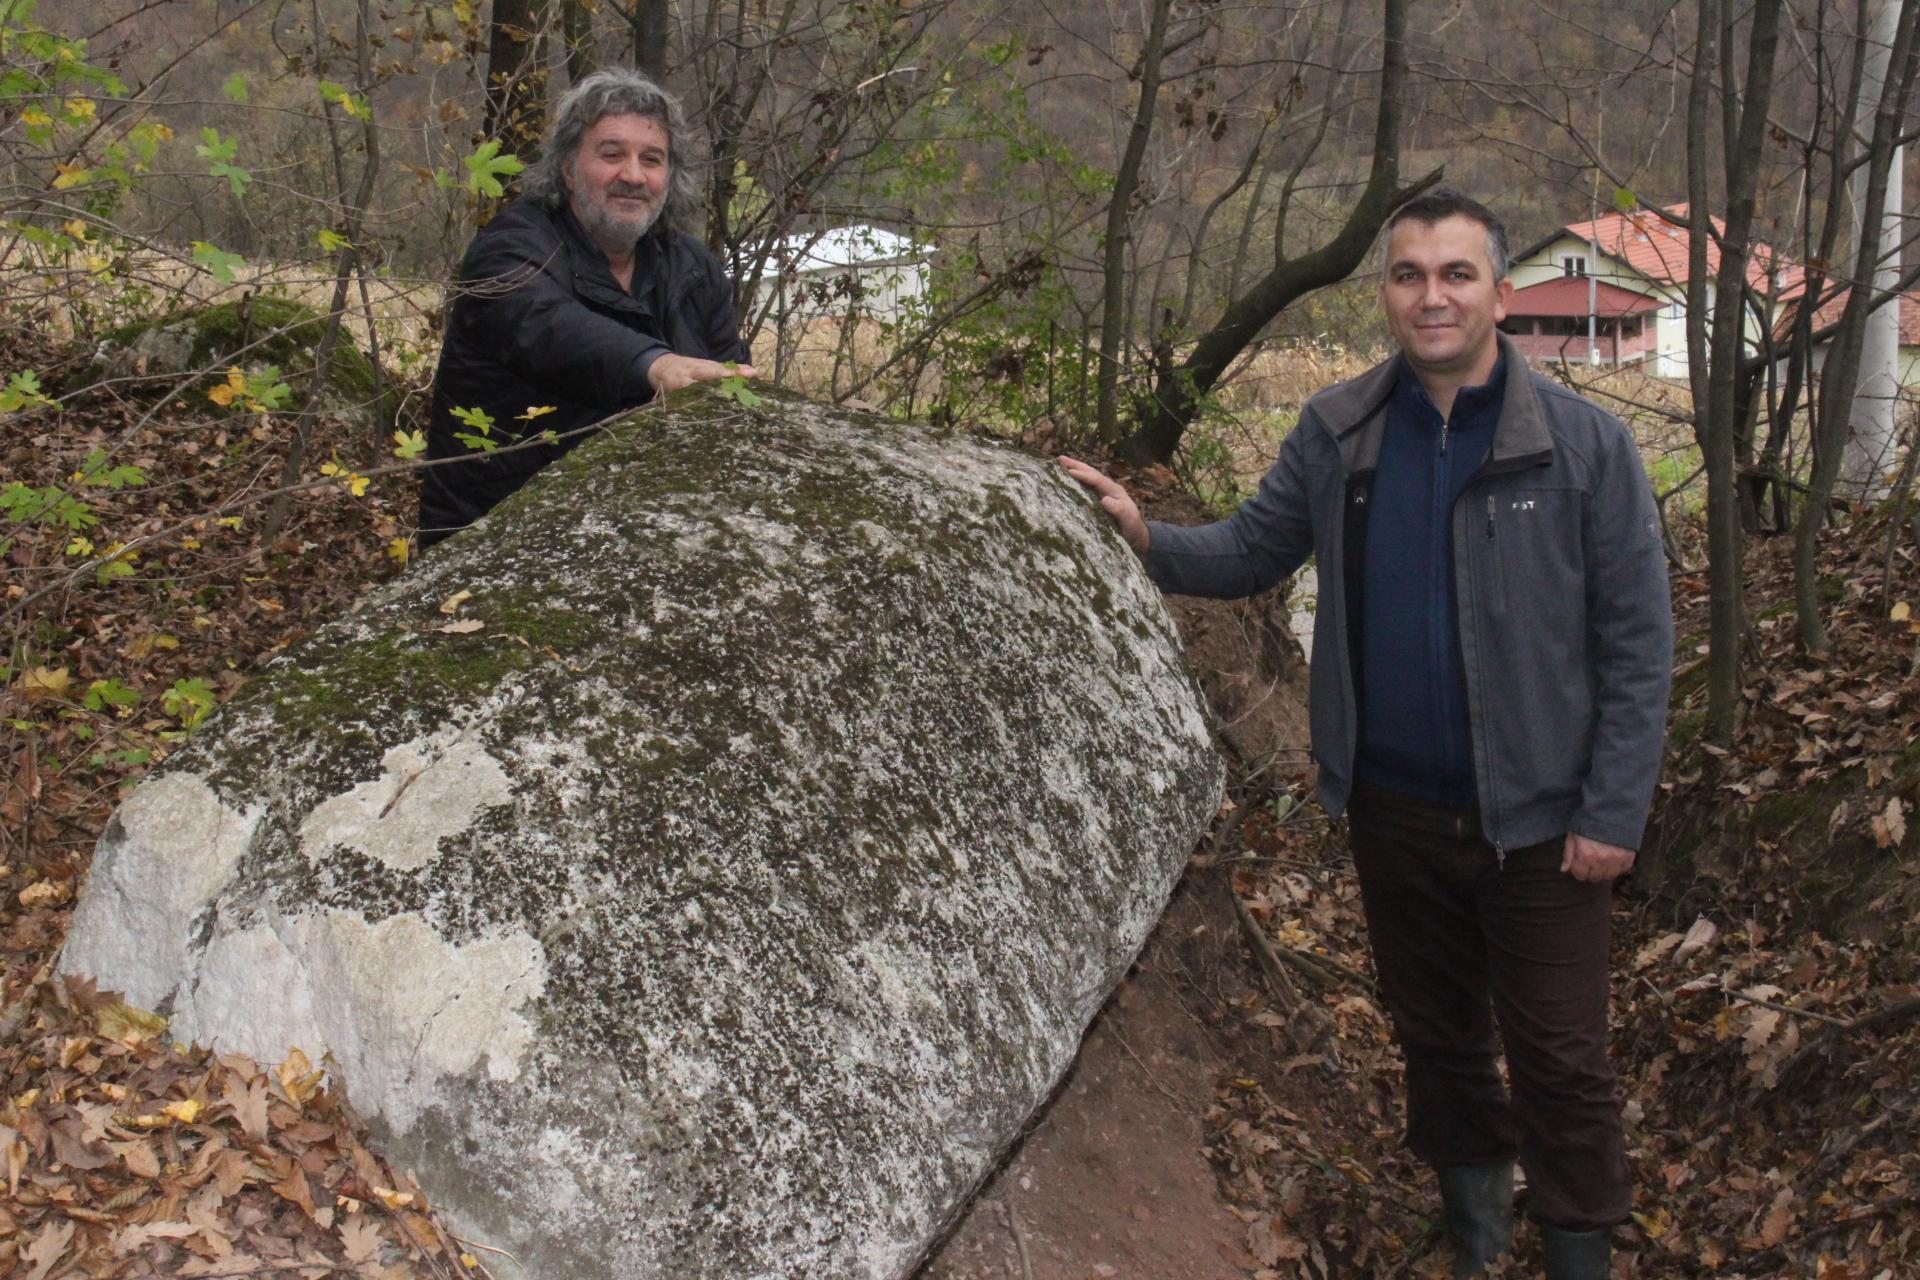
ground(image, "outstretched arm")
xmin=1057 ymin=456 xmax=1149 ymax=554
xmin=648 ymin=354 xmax=761 ymax=395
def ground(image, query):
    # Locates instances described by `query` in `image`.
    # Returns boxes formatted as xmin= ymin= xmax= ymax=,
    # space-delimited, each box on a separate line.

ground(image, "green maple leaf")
xmin=192 ymin=241 xmax=245 ymax=284
xmin=462 ymin=140 xmax=525 ymax=197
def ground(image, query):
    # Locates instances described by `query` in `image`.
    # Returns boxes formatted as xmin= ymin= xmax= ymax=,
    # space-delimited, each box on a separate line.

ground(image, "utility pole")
xmin=1844 ymin=0 xmax=1905 ymax=498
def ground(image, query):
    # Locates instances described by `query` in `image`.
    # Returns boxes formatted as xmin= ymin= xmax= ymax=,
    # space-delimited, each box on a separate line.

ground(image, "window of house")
xmin=1562 ymin=254 xmax=1587 ymax=277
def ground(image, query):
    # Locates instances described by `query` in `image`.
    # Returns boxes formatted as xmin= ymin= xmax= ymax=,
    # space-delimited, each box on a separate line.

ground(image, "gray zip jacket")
xmin=1144 ymin=337 xmax=1673 ymax=851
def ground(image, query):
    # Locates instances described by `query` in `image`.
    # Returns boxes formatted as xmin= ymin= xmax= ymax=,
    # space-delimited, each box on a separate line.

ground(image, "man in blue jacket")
xmin=421 ymin=70 xmax=758 ymax=547
xmin=1062 ymin=188 xmax=1672 ymax=1279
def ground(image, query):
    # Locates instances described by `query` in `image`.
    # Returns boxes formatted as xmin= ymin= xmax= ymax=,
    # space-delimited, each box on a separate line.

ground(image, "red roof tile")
xmin=1798 ymin=285 xmax=1920 ymax=345
xmin=1546 ymin=204 xmax=1803 ymax=297
xmin=1507 ymin=277 xmax=1665 ymax=318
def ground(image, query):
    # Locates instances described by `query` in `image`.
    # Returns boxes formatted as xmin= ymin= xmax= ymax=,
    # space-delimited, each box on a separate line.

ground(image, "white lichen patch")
xmin=174 ymin=909 xmax=547 ymax=1134
xmin=59 ymin=773 xmax=262 ymax=1010
xmin=296 ymin=727 xmax=513 ymax=871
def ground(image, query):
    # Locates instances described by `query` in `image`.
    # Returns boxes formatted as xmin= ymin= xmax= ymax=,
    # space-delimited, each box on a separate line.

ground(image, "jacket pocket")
xmin=1469 ymin=483 xmax=1592 ymax=819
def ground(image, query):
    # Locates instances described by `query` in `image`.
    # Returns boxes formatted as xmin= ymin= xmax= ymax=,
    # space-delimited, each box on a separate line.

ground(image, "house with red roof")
xmin=1787 ymin=285 xmax=1920 ymax=385
xmin=1503 ymin=205 xmax=1802 ymax=376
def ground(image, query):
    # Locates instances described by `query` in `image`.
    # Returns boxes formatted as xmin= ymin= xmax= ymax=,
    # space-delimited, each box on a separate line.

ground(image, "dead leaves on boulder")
xmin=0 ymin=973 xmax=497 ymax=1279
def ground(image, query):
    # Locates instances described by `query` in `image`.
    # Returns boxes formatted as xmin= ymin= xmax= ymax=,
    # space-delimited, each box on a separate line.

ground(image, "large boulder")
xmin=60 ymin=386 xmax=1224 ymax=1279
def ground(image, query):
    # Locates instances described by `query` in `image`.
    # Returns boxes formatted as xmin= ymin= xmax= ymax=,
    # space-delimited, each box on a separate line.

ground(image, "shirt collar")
xmin=1393 ymin=349 xmax=1507 ymax=426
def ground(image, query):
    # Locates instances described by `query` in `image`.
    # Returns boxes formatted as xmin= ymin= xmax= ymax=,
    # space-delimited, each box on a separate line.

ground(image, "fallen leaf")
xmin=277 ymin=1047 xmax=323 ymax=1104
xmin=337 ymin=1212 xmax=381 ymax=1265
xmin=13 ymin=665 xmax=72 ymax=700
xmin=438 ymin=589 xmax=472 ymax=615
xmin=1871 ymin=796 xmax=1907 ymax=849
xmin=223 ymin=1072 xmax=269 ymax=1141
xmin=1672 ymin=916 xmax=1719 ymax=965
xmin=113 ymin=1219 xmax=197 ymax=1255
xmin=163 ymin=1097 xmax=205 ymax=1124
xmin=434 ymin=618 xmax=484 ymax=635
xmin=50 ymin=1113 xmax=115 ymax=1169
xmin=16 ymin=879 xmax=67 ymax=907
xmin=212 ymin=1147 xmax=259 ymax=1197
xmin=1759 ymin=1188 xmax=1795 ymax=1247
xmin=19 ymin=1217 xmax=75 ymax=1280
xmin=112 ymin=1137 xmax=161 ymax=1178
xmin=95 ymin=999 xmax=169 ymax=1044
xmin=274 ymin=1165 xmax=319 ymax=1219
xmin=1636 ymin=931 xmax=1685 ymax=970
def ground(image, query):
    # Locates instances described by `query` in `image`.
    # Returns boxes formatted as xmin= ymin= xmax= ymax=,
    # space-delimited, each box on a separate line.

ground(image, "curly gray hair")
xmin=521 ymin=69 xmax=700 ymax=234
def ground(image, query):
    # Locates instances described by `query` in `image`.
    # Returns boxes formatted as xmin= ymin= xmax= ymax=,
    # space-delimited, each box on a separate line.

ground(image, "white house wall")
xmin=1509 ymin=234 xmax=1782 ymax=380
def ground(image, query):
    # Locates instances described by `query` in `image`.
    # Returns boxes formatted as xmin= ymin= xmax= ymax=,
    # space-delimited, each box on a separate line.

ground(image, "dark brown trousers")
xmin=1346 ymin=784 xmax=1631 ymax=1231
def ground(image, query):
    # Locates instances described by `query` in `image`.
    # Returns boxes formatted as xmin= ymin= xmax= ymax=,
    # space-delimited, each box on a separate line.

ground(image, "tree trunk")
xmin=1095 ymin=0 xmax=1174 ymax=446
xmin=1685 ymin=0 xmax=1783 ymax=744
xmin=622 ymin=0 xmax=670 ymax=80
xmin=1797 ymin=0 xmax=1920 ymax=651
xmin=1842 ymin=0 xmax=1906 ymax=498
xmin=484 ymin=0 xmax=549 ymax=170
xmin=1117 ymin=0 xmax=1432 ymax=465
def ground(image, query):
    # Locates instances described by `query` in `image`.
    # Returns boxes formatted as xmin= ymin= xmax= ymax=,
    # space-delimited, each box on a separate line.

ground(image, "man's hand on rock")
xmin=1562 ymin=832 xmax=1635 ymax=882
xmin=1057 ymin=456 xmax=1149 ymax=555
xmin=648 ymin=354 xmax=761 ymax=395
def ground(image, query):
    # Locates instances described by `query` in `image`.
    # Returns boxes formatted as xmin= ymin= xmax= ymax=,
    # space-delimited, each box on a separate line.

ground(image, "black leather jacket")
xmin=421 ymin=198 xmax=748 ymax=543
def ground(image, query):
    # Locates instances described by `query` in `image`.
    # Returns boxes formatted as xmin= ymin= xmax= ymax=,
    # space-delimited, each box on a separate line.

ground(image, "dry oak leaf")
xmin=113 ymin=1219 xmax=197 ymax=1255
xmin=1672 ymin=916 xmax=1720 ymax=965
xmin=19 ymin=1217 xmax=76 ymax=1280
xmin=1871 ymin=796 xmax=1907 ymax=849
xmin=1758 ymin=1187 xmax=1796 ymax=1248
xmin=337 ymin=1212 xmax=381 ymax=1266
xmin=111 ymin=1137 xmax=161 ymax=1178
xmin=221 ymin=1072 xmax=269 ymax=1142
xmin=274 ymin=1165 xmax=320 ymax=1220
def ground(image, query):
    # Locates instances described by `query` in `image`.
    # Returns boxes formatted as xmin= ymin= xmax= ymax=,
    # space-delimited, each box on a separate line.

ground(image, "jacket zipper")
xmin=1454 ymin=460 xmax=1545 ymax=870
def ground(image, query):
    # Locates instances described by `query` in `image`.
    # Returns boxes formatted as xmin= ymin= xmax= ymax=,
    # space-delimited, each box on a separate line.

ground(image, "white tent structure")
xmin=751 ymin=226 xmax=929 ymax=325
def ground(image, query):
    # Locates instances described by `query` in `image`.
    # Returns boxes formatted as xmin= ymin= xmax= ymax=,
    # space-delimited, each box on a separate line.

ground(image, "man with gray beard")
xmin=422 ymin=69 xmax=757 ymax=547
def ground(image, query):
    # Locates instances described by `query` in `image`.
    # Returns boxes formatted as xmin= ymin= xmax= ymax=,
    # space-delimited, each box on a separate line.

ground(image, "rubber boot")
xmin=1436 ymin=1161 xmax=1514 ymax=1277
xmin=1540 ymin=1225 xmax=1611 ymax=1280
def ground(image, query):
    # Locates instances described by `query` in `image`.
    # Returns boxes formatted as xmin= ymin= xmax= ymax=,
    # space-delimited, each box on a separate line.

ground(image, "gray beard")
xmin=573 ymin=195 xmax=663 ymax=257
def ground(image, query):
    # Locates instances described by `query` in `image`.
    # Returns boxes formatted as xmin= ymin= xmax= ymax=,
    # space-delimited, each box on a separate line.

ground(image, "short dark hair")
xmin=521 ymin=69 xmax=699 ymax=233
xmin=1378 ymin=187 xmax=1510 ymax=280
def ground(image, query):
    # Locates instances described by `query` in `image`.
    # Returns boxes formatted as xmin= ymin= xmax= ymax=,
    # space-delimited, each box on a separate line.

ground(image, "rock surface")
xmin=61 ymin=386 xmax=1224 ymax=1279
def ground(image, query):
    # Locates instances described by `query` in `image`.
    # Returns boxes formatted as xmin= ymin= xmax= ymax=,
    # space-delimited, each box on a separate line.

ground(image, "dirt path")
xmin=922 ymin=914 xmax=1259 ymax=1280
